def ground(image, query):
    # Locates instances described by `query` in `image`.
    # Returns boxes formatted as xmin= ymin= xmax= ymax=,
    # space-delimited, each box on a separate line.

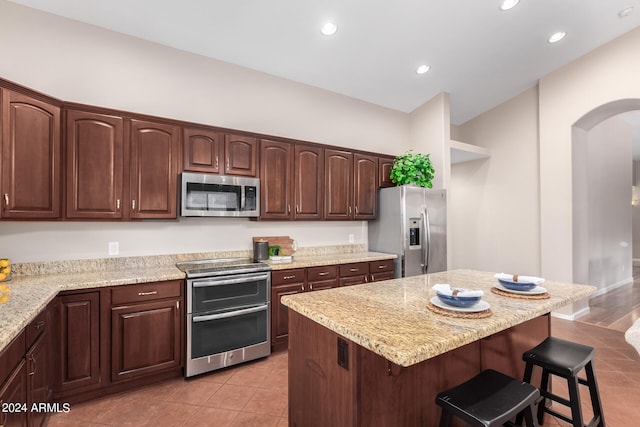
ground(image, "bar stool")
xmin=522 ymin=337 xmax=605 ymax=427
xmin=435 ymin=369 xmax=540 ymax=427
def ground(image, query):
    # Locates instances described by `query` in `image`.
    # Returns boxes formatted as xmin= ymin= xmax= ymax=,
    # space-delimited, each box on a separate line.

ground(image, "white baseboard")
xmin=551 ymin=306 xmax=591 ymax=321
xmin=592 ymin=277 xmax=633 ymax=297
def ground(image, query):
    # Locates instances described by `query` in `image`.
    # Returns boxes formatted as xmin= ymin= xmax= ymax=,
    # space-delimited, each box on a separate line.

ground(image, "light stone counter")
xmin=281 ymin=269 xmax=596 ymax=367
xmin=0 ymin=245 xmax=395 ymax=354
xmin=267 ymin=251 xmax=396 ymax=270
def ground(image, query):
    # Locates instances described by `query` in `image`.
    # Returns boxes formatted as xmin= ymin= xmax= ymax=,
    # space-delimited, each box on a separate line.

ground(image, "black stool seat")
xmin=522 ymin=337 xmax=605 ymax=427
xmin=436 ymin=369 xmax=540 ymax=427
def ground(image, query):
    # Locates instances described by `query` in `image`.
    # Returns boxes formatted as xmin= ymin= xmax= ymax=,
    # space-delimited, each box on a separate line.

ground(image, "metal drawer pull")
xmin=138 ymin=291 xmax=158 ymax=296
xmin=318 ymin=272 xmax=329 ymax=276
xmin=378 ymin=265 xmax=386 ymax=269
xmin=349 ymin=268 xmax=360 ymax=272
xmin=3 ymin=194 xmax=8 ymax=205
xmin=34 ymin=320 xmax=46 ymax=330
xmin=283 ymin=275 xmax=296 ymax=280
xmin=193 ymin=304 xmax=267 ymax=322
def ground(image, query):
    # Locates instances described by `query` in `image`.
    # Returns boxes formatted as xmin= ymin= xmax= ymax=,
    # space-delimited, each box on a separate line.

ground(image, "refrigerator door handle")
xmin=421 ymin=207 xmax=431 ymax=273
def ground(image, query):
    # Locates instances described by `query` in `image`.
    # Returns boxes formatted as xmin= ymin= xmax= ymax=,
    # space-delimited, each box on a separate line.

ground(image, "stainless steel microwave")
xmin=181 ymin=172 xmax=260 ymax=217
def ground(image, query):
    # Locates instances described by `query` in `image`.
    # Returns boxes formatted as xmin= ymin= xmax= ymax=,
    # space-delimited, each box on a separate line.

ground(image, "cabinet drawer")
xmin=272 ymin=269 xmax=305 ymax=285
xmin=339 ymin=262 xmax=369 ymax=277
xmin=307 ymin=265 xmax=337 ymax=282
xmin=26 ymin=307 xmax=48 ymax=349
xmin=369 ymin=259 xmax=394 ymax=274
xmin=111 ymin=280 xmax=182 ymax=305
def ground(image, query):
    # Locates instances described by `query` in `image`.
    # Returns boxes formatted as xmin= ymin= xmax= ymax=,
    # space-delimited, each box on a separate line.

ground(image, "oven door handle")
xmin=193 ymin=304 xmax=268 ymax=322
xmin=192 ymin=273 xmax=270 ymax=287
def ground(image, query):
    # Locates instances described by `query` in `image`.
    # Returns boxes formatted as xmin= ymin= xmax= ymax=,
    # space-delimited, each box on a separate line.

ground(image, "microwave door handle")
xmin=192 ymin=273 xmax=270 ymax=287
xmin=240 ymin=185 xmax=245 ymax=212
xmin=193 ymin=304 xmax=268 ymax=322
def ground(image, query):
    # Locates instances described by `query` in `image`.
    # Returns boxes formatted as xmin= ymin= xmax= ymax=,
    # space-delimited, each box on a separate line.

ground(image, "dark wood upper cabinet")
xmin=1 ymin=89 xmax=61 ymax=219
xmin=294 ymin=145 xmax=324 ymax=220
xmin=378 ymin=155 xmax=395 ymax=188
xmin=65 ymin=110 xmax=124 ymax=219
xmin=183 ymin=127 xmax=222 ymax=173
xmin=224 ymin=134 xmax=257 ymax=177
xmin=353 ymin=153 xmax=378 ymax=219
xmin=129 ymin=119 xmax=180 ymax=219
xmin=260 ymin=139 xmax=293 ymax=219
xmin=324 ymin=149 xmax=353 ymax=220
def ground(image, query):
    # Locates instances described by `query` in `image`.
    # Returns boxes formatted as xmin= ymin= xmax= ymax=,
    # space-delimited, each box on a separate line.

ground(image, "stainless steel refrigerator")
xmin=368 ymin=185 xmax=446 ymax=278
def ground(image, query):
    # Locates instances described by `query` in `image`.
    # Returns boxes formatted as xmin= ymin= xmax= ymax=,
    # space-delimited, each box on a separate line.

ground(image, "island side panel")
xmin=480 ymin=313 xmax=550 ymax=387
xmin=357 ymin=340 xmax=480 ymax=427
xmin=288 ymin=310 xmax=357 ymax=427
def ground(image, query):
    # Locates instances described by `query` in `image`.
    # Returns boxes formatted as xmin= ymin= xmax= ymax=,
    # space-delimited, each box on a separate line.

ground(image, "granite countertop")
xmin=0 ymin=247 xmax=395 ymax=354
xmin=267 ymin=251 xmax=396 ymax=270
xmin=281 ymin=269 xmax=597 ymax=367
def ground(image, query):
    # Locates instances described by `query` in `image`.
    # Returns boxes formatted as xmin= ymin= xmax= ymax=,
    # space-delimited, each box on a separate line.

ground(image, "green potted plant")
xmin=389 ymin=151 xmax=435 ymax=188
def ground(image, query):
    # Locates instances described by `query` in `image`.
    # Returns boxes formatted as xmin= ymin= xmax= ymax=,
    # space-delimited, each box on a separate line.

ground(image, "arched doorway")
xmin=572 ymin=99 xmax=640 ymax=299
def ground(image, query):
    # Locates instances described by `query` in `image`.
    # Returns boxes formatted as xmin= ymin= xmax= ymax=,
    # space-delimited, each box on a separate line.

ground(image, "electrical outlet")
xmin=348 ymin=234 xmax=355 ymax=243
xmin=108 ymin=241 xmax=119 ymax=256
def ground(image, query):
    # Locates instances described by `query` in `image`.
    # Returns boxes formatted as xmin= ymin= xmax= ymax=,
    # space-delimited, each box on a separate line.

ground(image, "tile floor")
xmin=46 ymin=318 xmax=640 ymax=427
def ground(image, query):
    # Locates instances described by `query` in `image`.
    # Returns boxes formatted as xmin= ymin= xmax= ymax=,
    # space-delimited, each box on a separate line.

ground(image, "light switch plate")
xmin=108 ymin=241 xmax=119 ymax=255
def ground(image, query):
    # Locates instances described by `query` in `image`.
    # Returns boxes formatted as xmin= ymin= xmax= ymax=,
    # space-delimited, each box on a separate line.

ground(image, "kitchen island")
xmin=281 ymin=269 xmax=596 ymax=427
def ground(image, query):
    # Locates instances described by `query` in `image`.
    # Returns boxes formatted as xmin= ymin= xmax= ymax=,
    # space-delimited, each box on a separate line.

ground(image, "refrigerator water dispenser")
xmin=409 ymin=218 xmax=421 ymax=249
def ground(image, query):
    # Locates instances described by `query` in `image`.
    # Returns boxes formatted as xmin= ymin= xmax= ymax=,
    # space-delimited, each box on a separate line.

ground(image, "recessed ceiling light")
xmin=500 ymin=0 xmax=520 ymax=11
xmin=548 ymin=31 xmax=566 ymax=43
xmin=619 ymin=6 xmax=634 ymax=18
xmin=320 ymin=22 xmax=338 ymax=36
xmin=416 ymin=65 xmax=430 ymax=75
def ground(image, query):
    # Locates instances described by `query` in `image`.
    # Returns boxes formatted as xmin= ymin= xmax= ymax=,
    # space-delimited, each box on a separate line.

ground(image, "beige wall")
xmin=452 ymin=87 xmax=540 ymax=274
xmin=539 ymin=27 xmax=640 ymax=283
xmin=0 ymin=1 xmax=408 ymax=262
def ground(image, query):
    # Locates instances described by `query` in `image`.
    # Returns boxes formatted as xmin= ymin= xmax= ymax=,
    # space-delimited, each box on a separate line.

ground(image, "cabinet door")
xmin=0 ymin=359 xmax=27 ymax=427
xmin=260 ymin=139 xmax=293 ymax=219
xmin=378 ymin=156 xmax=395 ymax=188
xmin=129 ymin=119 xmax=179 ymax=219
xmin=224 ymin=134 xmax=257 ymax=176
xmin=369 ymin=259 xmax=395 ymax=282
xmin=111 ymin=299 xmax=182 ymax=382
xmin=294 ymin=145 xmax=323 ymax=220
xmin=183 ymin=127 xmax=222 ymax=173
xmin=353 ymin=153 xmax=378 ymax=219
xmin=1 ymin=90 xmax=61 ymax=219
xmin=66 ymin=110 xmax=124 ymax=219
xmin=27 ymin=332 xmax=50 ymax=427
xmin=271 ymin=283 xmax=302 ymax=349
xmin=324 ymin=149 xmax=353 ymax=220
xmin=54 ymin=293 xmax=101 ymax=393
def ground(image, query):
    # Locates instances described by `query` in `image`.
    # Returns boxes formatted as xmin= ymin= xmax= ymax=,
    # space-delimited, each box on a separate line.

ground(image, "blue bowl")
xmin=436 ymin=292 xmax=481 ymax=308
xmin=498 ymin=279 xmax=537 ymax=291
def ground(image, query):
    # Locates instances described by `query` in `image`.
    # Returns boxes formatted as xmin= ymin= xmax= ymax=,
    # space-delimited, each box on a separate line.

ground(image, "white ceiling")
xmin=6 ymin=0 xmax=640 ymax=125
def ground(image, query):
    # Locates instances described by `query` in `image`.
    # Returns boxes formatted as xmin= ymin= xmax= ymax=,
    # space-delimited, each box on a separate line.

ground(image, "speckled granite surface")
xmin=281 ymin=269 xmax=597 ymax=367
xmin=0 ymin=245 xmax=394 ymax=353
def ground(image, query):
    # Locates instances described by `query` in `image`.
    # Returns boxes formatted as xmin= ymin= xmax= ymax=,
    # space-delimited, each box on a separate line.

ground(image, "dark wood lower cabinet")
xmin=0 ymin=359 xmax=28 ymax=427
xmin=26 ymin=330 xmax=50 ymax=427
xmin=53 ymin=292 xmax=101 ymax=395
xmin=111 ymin=299 xmax=182 ymax=382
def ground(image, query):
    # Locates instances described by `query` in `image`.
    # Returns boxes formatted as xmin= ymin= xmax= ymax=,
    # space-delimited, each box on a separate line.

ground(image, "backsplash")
xmin=12 ymin=244 xmax=367 ymax=276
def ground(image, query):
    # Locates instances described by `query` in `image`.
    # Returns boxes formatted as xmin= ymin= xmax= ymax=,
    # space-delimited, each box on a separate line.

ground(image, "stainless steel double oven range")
xmin=176 ymin=258 xmax=271 ymax=377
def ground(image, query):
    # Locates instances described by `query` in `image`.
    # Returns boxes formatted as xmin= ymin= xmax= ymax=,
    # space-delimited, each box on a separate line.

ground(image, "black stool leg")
xmin=537 ymin=369 xmax=550 ymax=426
xmin=567 ymin=375 xmax=584 ymax=427
xmin=438 ymin=410 xmax=451 ymax=427
xmin=585 ymin=362 xmax=605 ymax=427
xmin=522 ymin=403 xmax=539 ymax=427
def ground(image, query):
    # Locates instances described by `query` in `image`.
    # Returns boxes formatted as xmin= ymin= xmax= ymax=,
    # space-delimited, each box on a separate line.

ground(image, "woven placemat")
xmin=491 ymin=287 xmax=550 ymax=300
xmin=426 ymin=302 xmax=493 ymax=319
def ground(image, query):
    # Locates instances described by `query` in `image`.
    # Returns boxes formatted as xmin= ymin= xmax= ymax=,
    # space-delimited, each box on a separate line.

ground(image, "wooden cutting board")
xmin=252 ymin=236 xmax=295 ymax=256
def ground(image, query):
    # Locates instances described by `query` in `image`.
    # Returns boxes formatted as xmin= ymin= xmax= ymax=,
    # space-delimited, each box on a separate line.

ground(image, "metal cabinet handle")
xmin=29 ymin=355 xmax=36 ymax=376
xmin=301 ymin=284 xmax=305 ymax=291
xmin=355 ymin=206 xmax=359 ymax=216
xmin=318 ymin=272 xmax=329 ymax=276
xmin=349 ymin=268 xmax=359 ymax=272
xmin=378 ymin=265 xmax=386 ymax=269
xmin=34 ymin=320 xmax=46 ymax=330
xmin=138 ymin=291 xmax=158 ymax=296
xmin=348 ymin=206 xmax=352 ymax=216
xmin=132 ymin=199 xmax=136 ymax=211
xmin=296 ymin=205 xmax=299 ymax=214
xmin=287 ymin=204 xmax=291 ymax=214
xmin=3 ymin=193 xmax=8 ymax=206
xmin=215 ymin=157 xmax=219 ymax=169
xmin=309 ymin=283 xmax=314 ymax=291
xmin=227 ymin=159 xmax=230 ymax=170
xmin=283 ymin=275 xmax=296 ymax=280
xmin=116 ymin=199 xmax=121 ymax=210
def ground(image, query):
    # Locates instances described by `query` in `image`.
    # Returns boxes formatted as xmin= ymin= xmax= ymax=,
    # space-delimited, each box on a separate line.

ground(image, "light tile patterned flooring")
xmin=46 ymin=314 xmax=640 ymax=426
